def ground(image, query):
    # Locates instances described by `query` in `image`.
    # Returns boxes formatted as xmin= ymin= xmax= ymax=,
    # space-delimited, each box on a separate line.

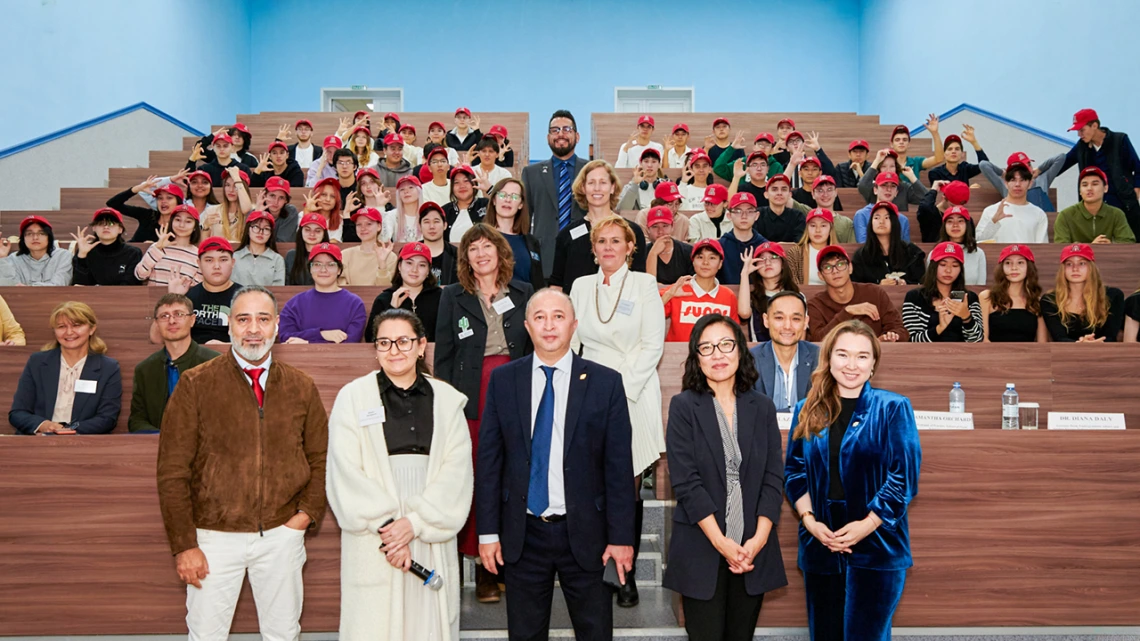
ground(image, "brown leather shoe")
xmin=475 ymin=564 xmax=502 ymax=603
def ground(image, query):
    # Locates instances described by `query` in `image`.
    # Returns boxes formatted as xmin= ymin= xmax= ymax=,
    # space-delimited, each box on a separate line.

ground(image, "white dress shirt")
xmin=232 ymin=349 xmax=271 ymax=392
xmin=615 ymin=141 xmax=665 ymax=169
xmin=294 ymin=144 xmax=315 ymax=170
xmin=667 ymin=146 xmax=693 ymax=169
xmin=478 ymin=350 xmax=573 ymax=545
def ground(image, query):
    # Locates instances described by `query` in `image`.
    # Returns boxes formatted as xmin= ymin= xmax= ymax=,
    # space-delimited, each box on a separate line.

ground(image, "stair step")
xmin=459 ymin=585 xmax=680 ymax=632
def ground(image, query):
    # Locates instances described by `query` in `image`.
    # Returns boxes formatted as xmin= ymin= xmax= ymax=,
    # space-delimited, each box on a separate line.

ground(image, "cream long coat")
xmin=326 ymin=373 xmax=473 ymax=641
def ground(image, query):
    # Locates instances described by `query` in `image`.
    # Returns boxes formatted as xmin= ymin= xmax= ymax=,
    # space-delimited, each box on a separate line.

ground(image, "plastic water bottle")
xmin=949 ymin=382 xmax=965 ymax=413
xmin=1001 ymin=384 xmax=1019 ymax=430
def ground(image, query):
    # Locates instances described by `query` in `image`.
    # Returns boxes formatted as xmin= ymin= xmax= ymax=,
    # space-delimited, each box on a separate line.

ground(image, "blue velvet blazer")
xmin=784 ymin=383 xmax=921 ymax=574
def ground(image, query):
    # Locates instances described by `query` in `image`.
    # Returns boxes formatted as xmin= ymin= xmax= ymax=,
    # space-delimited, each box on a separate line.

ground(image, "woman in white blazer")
xmin=569 ymin=213 xmax=666 ymax=607
xmin=326 ymin=308 xmax=473 ymax=641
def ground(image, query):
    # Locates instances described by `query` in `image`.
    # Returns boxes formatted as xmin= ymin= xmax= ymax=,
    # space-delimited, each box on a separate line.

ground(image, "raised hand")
xmin=805 ymin=131 xmax=822 ymax=151
xmin=344 ymin=192 xmax=361 ymax=215
xmin=731 ymin=130 xmax=747 ymax=149
xmin=0 ymin=238 xmax=9 ymax=259
xmin=373 ymin=240 xmax=394 ymax=265
xmin=732 ymin=158 xmax=747 ymax=180
xmin=622 ymin=131 xmax=638 ymax=150
xmin=257 ymin=152 xmax=271 ymax=173
xmin=739 ymin=247 xmax=761 ymax=278
xmin=377 ymin=186 xmax=392 ymax=208
xmin=901 ymin=165 xmax=917 ymax=182
xmin=134 ymin=175 xmax=161 ymax=195
xmin=391 ymin=286 xmax=411 ymax=308
xmin=465 ymin=147 xmax=478 ymax=165
xmin=167 ymin=265 xmax=194 ymax=295
xmin=337 ymin=116 xmax=351 ymax=134
xmin=211 ymin=127 xmax=229 ymax=139
xmin=225 ymin=165 xmax=241 ymax=183
xmin=873 ymin=148 xmax=889 ymax=166
xmin=667 ymin=275 xmax=693 ymax=298
xmin=991 ymin=200 xmax=1011 ymax=223
xmin=170 ymin=167 xmax=190 ymax=187
xmin=470 ymin=115 xmax=481 ymax=131
xmin=475 ymin=170 xmax=493 ymax=194
xmin=155 ymin=221 xmax=175 ymax=250
xmin=961 ymin=123 xmax=977 ymax=146
xmin=277 ymin=124 xmax=293 ymax=142
xmin=256 ymin=189 xmax=269 ymax=211
xmin=189 ymin=142 xmax=206 ymax=163
xmin=498 ymin=141 xmax=511 ymax=161
xmin=925 ymin=113 xmax=940 ymax=134
xmin=71 ymin=227 xmax=97 ymax=258
xmin=703 ymin=134 xmax=715 ymax=150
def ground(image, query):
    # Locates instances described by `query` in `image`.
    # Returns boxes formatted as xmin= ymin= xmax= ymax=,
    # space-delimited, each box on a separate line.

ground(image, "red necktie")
xmin=243 ymin=368 xmax=265 ymax=407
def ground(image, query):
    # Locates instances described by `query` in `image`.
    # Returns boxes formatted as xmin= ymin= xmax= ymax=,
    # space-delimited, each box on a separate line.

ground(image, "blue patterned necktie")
xmin=556 ymin=160 xmax=572 ymax=231
xmin=528 ymin=366 xmax=557 ymax=515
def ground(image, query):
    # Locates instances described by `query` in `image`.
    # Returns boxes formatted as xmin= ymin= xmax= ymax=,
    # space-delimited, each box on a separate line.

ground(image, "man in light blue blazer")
xmin=750 ymin=291 xmax=819 ymax=412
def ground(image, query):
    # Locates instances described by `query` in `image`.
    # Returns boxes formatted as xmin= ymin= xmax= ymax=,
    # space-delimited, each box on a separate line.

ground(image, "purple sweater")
xmin=278 ymin=288 xmax=367 ymax=343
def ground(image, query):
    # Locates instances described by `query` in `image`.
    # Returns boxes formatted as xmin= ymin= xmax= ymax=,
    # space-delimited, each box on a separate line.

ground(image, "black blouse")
xmin=1040 ymin=288 xmax=1125 ymax=342
xmin=377 ymin=372 xmax=434 ymax=456
xmin=850 ymin=243 xmax=926 ymax=286
xmin=988 ymin=308 xmax=1039 ymax=342
xmin=548 ymin=219 xmax=649 ymax=292
xmin=828 ymin=396 xmax=859 ymax=501
xmin=366 ymin=286 xmax=442 ymax=343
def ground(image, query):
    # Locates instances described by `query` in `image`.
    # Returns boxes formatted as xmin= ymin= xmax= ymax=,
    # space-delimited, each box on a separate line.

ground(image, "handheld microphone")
xmin=380 ymin=519 xmax=443 ymax=591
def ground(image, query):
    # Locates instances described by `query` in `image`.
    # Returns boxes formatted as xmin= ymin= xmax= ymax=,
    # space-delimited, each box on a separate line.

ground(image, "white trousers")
xmin=186 ymin=525 xmax=307 ymax=641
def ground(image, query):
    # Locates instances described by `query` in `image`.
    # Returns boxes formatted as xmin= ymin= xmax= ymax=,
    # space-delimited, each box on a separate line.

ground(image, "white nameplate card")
xmin=776 ymin=413 xmax=793 ymax=431
xmin=616 ymin=300 xmax=635 ymax=316
xmin=359 ymin=407 xmax=386 ymax=426
xmin=75 ymin=380 xmax=98 ymax=394
xmin=1047 ymin=412 xmax=1126 ymax=430
xmin=492 ymin=297 xmax=516 ymax=315
xmin=914 ymin=411 xmax=974 ymax=430
xmin=570 ymin=224 xmax=588 ymax=240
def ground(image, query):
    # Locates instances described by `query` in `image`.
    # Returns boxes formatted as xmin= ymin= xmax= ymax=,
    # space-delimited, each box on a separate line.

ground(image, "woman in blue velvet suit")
xmin=784 ymin=319 xmax=921 ymax=641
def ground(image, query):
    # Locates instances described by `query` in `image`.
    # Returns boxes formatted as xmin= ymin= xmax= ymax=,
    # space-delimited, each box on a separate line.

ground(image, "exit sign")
xmin=351 ymin=85 xmax=366 ymax=90
xmin=646 ymin=85 xmax=661 ymax=90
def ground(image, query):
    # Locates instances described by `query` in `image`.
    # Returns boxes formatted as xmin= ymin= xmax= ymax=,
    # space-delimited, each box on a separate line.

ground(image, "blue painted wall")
xmin=247 ymin=0 xmax=862 ymax=156
xmin=859 ymin=0 xmax=1140 ymax=143
xmin=0 ymin=0 xmax=250 ymax=150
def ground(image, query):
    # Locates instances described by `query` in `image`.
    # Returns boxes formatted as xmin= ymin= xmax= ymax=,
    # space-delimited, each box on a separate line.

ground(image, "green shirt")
xmin=902 ymin=156 xmax=925 ymax=185
xmin=1053 ymin=202 xmax=1136 ymax=244
xmin=712 ymin=146 xmax=784 ymax=184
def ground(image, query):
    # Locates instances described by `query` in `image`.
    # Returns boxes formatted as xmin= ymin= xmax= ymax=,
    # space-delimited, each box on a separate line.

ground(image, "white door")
xmin=614 ymin=88 xmax=694 ymax=112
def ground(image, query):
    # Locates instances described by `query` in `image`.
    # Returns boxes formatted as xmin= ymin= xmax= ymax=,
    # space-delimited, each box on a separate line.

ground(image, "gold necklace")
xmin=595 ymin=269 xmax=629 ymax=324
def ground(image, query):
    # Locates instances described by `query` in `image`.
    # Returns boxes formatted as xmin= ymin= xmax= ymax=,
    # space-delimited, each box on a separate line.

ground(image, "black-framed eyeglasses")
xmin=696 ymin=338 xmax=737 ymax=357
xmin=151 ymin=312 xmax=193 ymax=322
xmin=821 ymin=260 xmax=849 ymax=273
xmin=375 ymin=336 xmax=418 ymax=352
xmin=548 ymin=126 xmax=576 ymax=135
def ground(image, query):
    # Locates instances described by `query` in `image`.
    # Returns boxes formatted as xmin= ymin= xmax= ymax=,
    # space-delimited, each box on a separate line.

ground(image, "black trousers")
xmin=504 ymin=516 xmax=613 ymax=641
xmin=681 ymin=559 xmax=765 ymax=641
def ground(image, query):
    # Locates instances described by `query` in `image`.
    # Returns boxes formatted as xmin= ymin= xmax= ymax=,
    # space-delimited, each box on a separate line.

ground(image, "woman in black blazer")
xmin=433 ymin=223 xmax=533 ymax=601
xmin=8 ymin=302 xmax=122 ymax=435
xmin=663 ymin=314 xmax=787 ymax=641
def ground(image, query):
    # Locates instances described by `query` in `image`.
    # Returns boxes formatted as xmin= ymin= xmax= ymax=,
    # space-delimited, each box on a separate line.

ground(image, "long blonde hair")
xmin=793 ymin=320 xmax=880 ymax=441
xmin=218 ymin=173 xmax=243 ymax=241
xmin=1052 ymin=261 xmax=1108 ymax=330
xmin=43 ymin=301 xmax=107 ymax=354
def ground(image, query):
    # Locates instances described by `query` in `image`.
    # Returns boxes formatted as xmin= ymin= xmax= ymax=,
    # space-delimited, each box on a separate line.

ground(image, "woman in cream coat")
xmin=569 ymin=213 xmax=666 ymax=606
xmin=326 ymin=308 xmax=473 ymax=641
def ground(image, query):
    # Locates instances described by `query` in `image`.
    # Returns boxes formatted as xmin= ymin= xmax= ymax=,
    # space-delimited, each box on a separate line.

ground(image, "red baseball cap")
xmin=425 ymin=146 xmax=450 ymax=163
xmin=805 ymin=208 xmax=834 ymax=224
xmin=646 ymin=206 xmax=674 ymax=226
xmin=785 ymin=130 xmax=804 ymax=143
xmin=702 ymin=184 xmax=729 ymax=204
xmin=874 ymin=171 xmax=900 ymax=186
xmin=353 ymin=111 xmax=369 ymax=120
xmin=245 ymin=210 xmax=275 ymax=227
xmin=396 ymin=175 xmax=422 ymax=190
xmin=673 ymin=123 xmax=689 ymax=134
xmin=688 ymin=149 xmax=711 ymax=165
xmin=766 ymin=174 xmax=791 ymax=189
xmin=312 ymin=177 xmax=340 ymax=194
xmin=1068 ymin=108 xmax=1099 ymax=131
xmin=428 ymin=121 xmax=446 ymax=131
xmin=812 ymin=175 xmax=836 ymax=190
xmin=654 ymin=181 xmax=681 ymax=203
xmin=746 ymin=151 xmax=769 ymax=166
xmin=400 ymin=241 xmax=432 ymax=263
xmin=418 ymin=164 xmax=432 ymax=183
xmin=943 ymin=134 xmax=962 ymax=149
xmin=1006 ymin=152 xmax=1033 ymax=171
xmin=1079 ymin=166 xmax=1108 ymax=184
xmin=777 ymin=118 xmax=796 ymax=129
xmin=941 ymin=181 xmax=970 ymax=205
xmin=848 ymin=139 xmax=870 ymax=151
xmin=186 ymin=170 xmax=212 ymax=185
xmin=198 ymin=236 xmax=234 ymax=256
xmin=267 ymin=140 xmax=288 ymax=153
xmin=154 ymin=183 xmax=185 ymax=201
xmin=418 ymin=201 xmax=446 ymax=219
xmin=263 ymin=176 xmax=291 ymax=195
xmin=91 ymin=207 xmax=123 ymax=225
xmin=231 ymin=123 xmax=251 ymax=135
xmin=691 ymin=238 xmax=724 ymax=259
xmin=356 ymin=167 xmax=380 ymax=183
xmin=322 ymin=135 xmax=343 ymax=149
xmin=1060 ymin=243 xmax=1095 ymax=263
xmin=756 ymin=241 xmax=786 ymax=260
xmin=798 ymin=157 xmax=821 ymax=169
xmin=351 ymin=206 xmax=384 ymax=223
xmin=213 ymin=132 xmax=234 ymax=145
xmin=816 ymin=245 xmax=850 ymax=270
xmin=294 ymin=119 xmax=313 ymax=129
xmin=398 ymin=124 xmax=416 ymax=135
xmin=639 ymin=147 xmax=662 ymax=162
xmin=300 ymin=213 xmax=329 ymax=230
xmin=929 ymin=241 xmax=963 ymax=264
xmin=350 ymin=125 xmax=371 ymax=137
xmin=891 ymin=125 xmax=910 ymax=139
xmin=998 ymin=244 xmax=1036 ymax=264
xmin=754 ymin=132 xmax=776 ymax=145
xmin=308 ymin=242 xmax=342 ymax=263
xmin=383 ymin=112 xmax=400 ymax=122
xmin=488 ymin=124 xmax=508 ymax=139
xmin=171 ymin=204 xmax=199 ymax=221
xmin=712 ymin=117 xmax=730 ymax=128
xmin=449 ymin=164 xmax=477 ymax=181
xmin=728 ymin=192 xmax=757 ymax=210
xmin=942 ymin=205 xmax=971 ymax=222
xmin=383 ymin=133 xmax=405 ymax=147
xmin=19 ymin=215 xmax=50 ymax=234
xmin=234 ymin=170 xmax=251 ymax=186
xmin=871 ymin=201 xmax=899 ymax=217
xmin=455 ymin=107 xmax=472 ymax=117
xmin=637 ymin=114 xmax=655 ymax=127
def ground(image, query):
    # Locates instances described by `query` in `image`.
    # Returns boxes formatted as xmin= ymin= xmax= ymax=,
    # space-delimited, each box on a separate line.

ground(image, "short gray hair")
xmin=231 ymin=285 xmax=278 ymax=315
xmin=525 ymin=287 xmax=575 ymax=319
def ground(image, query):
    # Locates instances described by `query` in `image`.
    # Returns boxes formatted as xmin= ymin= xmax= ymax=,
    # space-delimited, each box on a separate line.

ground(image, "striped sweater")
xmin=134 ymin=244 xmax=203 ymax=286
xmin=902 ymin=289 xmax=983 ymax=343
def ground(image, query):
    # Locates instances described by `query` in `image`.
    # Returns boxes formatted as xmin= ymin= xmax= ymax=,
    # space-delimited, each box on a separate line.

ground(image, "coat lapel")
xmin=696 ymin=394 xmax=727 ymax=492
xmin=796 ymin=345 xmax=816 ymax=400
xmin=360 ymin=377 xmax=399 ymax=493
xmin=70 ymin=355 xmax=102 ymax=420
xmin=541 ymin=160 xmax=559 ymax=210
xmin=736 ymin=393 xmax=757 ymax=473
xmin=516 ymin=356 xmax=534 ymax=451
xmin=756 ymin=344 xmax=774 ymax=396
xmin=455 ymin=291 xmax=486 ymax=328
xmin=41 ymin=351 xmax=60 ymax=415
xmin=562 ymin=356 xmax=588 ymax=457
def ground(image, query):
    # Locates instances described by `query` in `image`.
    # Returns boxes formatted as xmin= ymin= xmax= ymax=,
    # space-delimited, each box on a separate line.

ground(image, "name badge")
xmin=492 ymin=297 xmax=515 ymax=315
xmin=359 ymin=406 xmax=386 ymax=426
xmin=458 ymin=328 xmax=474 ymax=340
xmin=570 ymin=224 xmax=588 ymax=240
xmin=75 ymin=380 xmax=97 ymax=394
xmin=616 ymin=300 xmax=635 ymax=316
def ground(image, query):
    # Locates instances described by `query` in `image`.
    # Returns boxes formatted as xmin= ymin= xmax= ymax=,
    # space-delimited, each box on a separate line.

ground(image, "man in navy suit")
xmin=750 ymin=291 xmax=819 ymax=412
xmin=477 ymin=288 xmax=635 ymax=641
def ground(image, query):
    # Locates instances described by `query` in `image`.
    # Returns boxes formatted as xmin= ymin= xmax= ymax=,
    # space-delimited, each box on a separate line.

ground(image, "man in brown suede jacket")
xmin=157 ymin=285 xmax=327 ymax=641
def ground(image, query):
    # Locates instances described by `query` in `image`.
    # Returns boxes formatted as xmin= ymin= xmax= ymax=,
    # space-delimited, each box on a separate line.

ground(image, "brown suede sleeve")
xmin=155 ymin=370 xmax=202 ymax=556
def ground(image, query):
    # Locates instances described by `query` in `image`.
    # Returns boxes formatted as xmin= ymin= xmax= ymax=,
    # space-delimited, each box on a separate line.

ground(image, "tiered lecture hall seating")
xmin=1 ymin=112 xmax=1138 ymax=635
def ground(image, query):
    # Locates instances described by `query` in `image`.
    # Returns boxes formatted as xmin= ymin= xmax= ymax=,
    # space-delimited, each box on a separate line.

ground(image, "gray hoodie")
xmin=0 ymin=249 xmax=74 ymax=286
xmin=376 ymin=159 xmax=413 ymax=188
